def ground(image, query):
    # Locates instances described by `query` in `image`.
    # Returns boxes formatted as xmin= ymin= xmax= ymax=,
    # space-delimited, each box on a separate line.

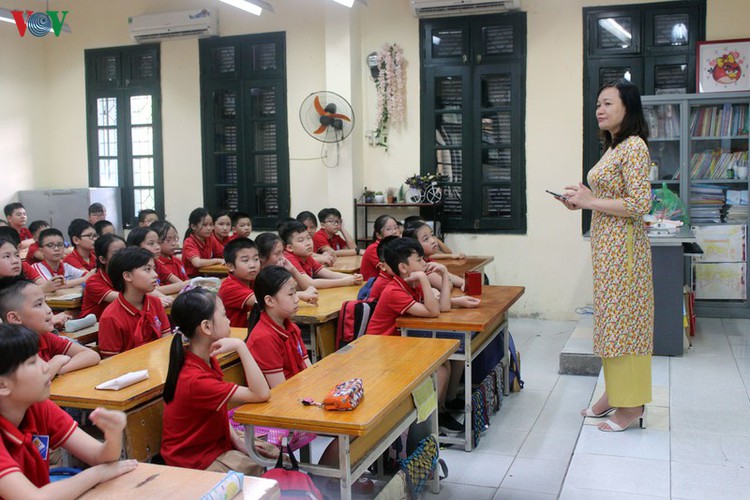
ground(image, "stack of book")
xmin=690 ymin=185 xmax=725 ymax=223
xmin=689 ymin=150 xmax=748 ymax=179
xmin=690 ymin=103 xmax=749 ymax=137
xmin=726 ymin=190 xmax=749 ymax=224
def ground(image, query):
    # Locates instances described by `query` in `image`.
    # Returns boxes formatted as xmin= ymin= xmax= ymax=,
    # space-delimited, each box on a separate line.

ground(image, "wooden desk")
xmin=233 ymin=335 xmax=458 ymax=500
xmin=397 ymin=285 xmax=524 ymax=451
xmin=50 ymin=329 xmax=247 ymax=461
xmin=444 ymin=255 xmax=495 ymax=277
xmin=78 ymin=462 xmax=280 ymax=500
xmin=329 ymin=255 xmax=362 ymax=274
xmin=199 ymin=263 xmax=228 ymax=277
xmin=46 ymin=286 xmax=83 ymax=310
xmin=61 ymin=322 xmax=99 ymax=346
xmin=293 ymin=285 xmax=361 ymax=361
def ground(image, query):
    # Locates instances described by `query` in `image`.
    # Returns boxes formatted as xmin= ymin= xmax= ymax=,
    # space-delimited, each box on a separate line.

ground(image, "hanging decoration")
xmin=373 ymin=43 xmax=406 ymax=151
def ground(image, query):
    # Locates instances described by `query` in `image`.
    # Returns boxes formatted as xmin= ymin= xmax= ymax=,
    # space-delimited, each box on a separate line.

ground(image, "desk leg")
xmin=309 ymin=325 xmax=318 ymax=363
xmin=503 ymin=323 xmax=510 ymax=396
xmin=339 ymin=435 xmax=352 ymax=500
xmin=430 ymin=372 xmax=440 ymax=494
xmin=463 ymin=334 xmax=473 ymax=452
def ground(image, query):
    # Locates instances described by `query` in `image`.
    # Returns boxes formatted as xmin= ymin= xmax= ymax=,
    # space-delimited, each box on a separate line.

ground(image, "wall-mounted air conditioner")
xmin=411 ymin=0 xmax=521 ymax=18
xmin=129 ymin=9 xmax=217 ymax=43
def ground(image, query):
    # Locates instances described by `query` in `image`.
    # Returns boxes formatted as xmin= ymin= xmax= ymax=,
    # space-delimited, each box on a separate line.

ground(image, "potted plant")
xmin=386 ymin=187 xmax=397 ymax=203
xmin=362 ymin=187 xmax=375 ymax=203
xmin=374 ymin=191 xmax=385 ymax=203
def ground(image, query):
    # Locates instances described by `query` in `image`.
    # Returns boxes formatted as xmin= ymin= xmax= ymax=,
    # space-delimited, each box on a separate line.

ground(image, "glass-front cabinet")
xmin=642 ymin=92 xmax=750 ymax=316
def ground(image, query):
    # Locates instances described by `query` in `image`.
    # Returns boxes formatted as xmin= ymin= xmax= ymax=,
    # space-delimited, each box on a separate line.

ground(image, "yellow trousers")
xmin=602 ymin=354 xmax=652 ymax=407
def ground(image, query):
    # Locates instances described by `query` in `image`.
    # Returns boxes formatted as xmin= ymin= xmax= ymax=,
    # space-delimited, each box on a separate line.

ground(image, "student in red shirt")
xmin=25 ymin=220 xmax=49 ymax=266
xmin=98 ymin=247 xmax=171 ymax=358
xmin=31 ymin=228 xmax=93 ymax=288
xmin=126 ymin=227 xmax=181 ymax=306
xmin=312 ymin=208 xmax=358 ymax=257
xmin=404 ymin=221 xmax=465 ymax=290
xmin=212 ymin=210 xmax=233 ymax=248
xmin=182 ymin=208 xmax=225 ymax=277
xmin=150 ymin=220 xmax=189 ymax=285
xmin=137 ymin=209 xmax=159 ymax=228
xmin=3 ymin=203 xmax=33 ymax=249
xmin=256 ymin=233 xmax=318 ymax=305
xmin=80 ymin=234 xmax=126 ymax=319
xmin=296 ymin=211 xmax=335 ymax=267
xmin=366 ymin=235 xmax=400 ymax=301
xmin=218 ymin=238 xmax=260 ymax=328
xmin=228 ymin=212 xmax=253 ymax=243
xmin=280 ymin=221 xmax=362 ymax=290
xmin=360 ymin=215 xmax=399 ymax=280
xmin=63 ymin=219 xmax=98 ymax=272
xmin=403 ymin=215 xmax=464 ymax=258
xmin=0 ymin=281 xmax=100 ymax=377
xmin=93 ymin=220 xmax=115 ymax=236
xmin=0 ymin=324 xmax=137 ymax=498
xmin=88 ymin=202 xmax=107 ymax=225
xmin=161 ymin=288 xmax=271 ymax=474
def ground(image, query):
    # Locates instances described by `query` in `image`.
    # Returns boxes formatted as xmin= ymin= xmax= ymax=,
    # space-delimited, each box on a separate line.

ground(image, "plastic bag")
xmin=650 ymin=183 xmax=689 ymax=224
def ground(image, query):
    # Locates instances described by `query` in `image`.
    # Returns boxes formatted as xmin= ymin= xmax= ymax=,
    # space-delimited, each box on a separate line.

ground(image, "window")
xmin=85 ymin=45 xmax=163 ymax=228
xmin=420 ymin=13 xmax=526 ymax=232
xmin=199 ymin=32 xmax=289 ymax=230
xmin=581 ymin=0 xmax=705 ymax=232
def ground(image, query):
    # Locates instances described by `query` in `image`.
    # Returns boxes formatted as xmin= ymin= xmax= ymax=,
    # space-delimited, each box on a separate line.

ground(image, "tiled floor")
xmin=432 ymin=316 xmax=750 ymax=500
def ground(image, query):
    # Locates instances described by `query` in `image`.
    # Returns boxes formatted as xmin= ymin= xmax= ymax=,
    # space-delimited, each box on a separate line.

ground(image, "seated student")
xmin=98 ymin=247 xmax=171 ymax=358
xmin=360 ymin=215 xmax=399 ymax=280
xmin=94 ymin=219 xmax=116 ymax=236
xmin=0 ymin=281 xmax=100 ymax=377
xmin=182 ymin=208 xmax=224 ymax=278
xmin=88 ymin=202 xmax=107 ymax=225
xmin=3 ymin=203 xmax=33 ymax=249
xmin=296 ymin=211 xmax=336 ymax=267
xmin=211 ymin=210 xmax=233 ymax=248
xmin=229 ymin=211 xmax=253 ymax=242
xmin=403 ymin=216 xmax=464 ymax=259
xmin=218 ymin=238 xmax=260 ymax=328
xmin=367 ymin=235 xmax=400 ymax=301
xmin=396 ymin=219 xmax=404 ymax=237
xmin=137 ymin=209 xmax=159 ymax=228
xmin=312 ymin=208 xmax=358 ymax=257
xmin=161 ymin=288 xmax=271 ymax=475
xmin=32 ymin=228 xmax=93 ymax=288
xmin=280 ymin=221 xmax=362 ymax=290
xmin=79 ymin=234 xmax=126 ymax=320
xmin=63 ymin=219 xmax=98 ymax=272
xmin=127 ymin=227 xmax=180 ymax=302
xmin=404 ymin=221 xmax=465 ymax=289
xmin=150 ymin=220 xmax=189 ymax=287
xmin=25 ymin=220 xmax=49 ymax=266
xmin=255 ymin=232 xmax=318 ymax=305
xmin=0 ymin=324 xmax=137 ymax=499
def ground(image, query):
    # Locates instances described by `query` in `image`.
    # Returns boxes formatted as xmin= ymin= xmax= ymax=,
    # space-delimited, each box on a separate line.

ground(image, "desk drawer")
xmin=403 ymin=330 xmax=476 ymax=354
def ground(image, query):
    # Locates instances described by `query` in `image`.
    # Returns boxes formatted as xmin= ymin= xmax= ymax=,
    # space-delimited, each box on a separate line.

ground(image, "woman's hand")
xmin=562 ymin=182 xmax=594 ymax=210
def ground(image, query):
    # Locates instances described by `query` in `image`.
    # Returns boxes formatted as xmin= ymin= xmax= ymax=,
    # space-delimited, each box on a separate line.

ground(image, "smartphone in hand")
xmin=545 ymin=189 xmax=568 ymax=201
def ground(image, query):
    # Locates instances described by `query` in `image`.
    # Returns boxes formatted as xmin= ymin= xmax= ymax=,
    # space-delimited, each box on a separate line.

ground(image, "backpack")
xmin=336 ymin=299 xmax=377 ymax=350
xmin=357 ymin=277 xmax=376 ymax=300
xmin=261 ymin=444 xmax=323 ymax=499
xmin=508 ymin=331 xmax=524 ymax=392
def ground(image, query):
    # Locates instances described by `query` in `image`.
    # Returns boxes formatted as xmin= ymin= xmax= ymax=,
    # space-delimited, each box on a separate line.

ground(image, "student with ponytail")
xmin=160 ymin=288 xmax=271 ymax=475
xmin=359 ymin=214 xmax=399 ymax=280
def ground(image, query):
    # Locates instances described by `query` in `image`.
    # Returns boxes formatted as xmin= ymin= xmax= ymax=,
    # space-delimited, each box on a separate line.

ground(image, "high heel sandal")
xmin=599 ymin=406 xmax=646 ymax=432
xmin=580 ymin=406 xmax=615 ymax=418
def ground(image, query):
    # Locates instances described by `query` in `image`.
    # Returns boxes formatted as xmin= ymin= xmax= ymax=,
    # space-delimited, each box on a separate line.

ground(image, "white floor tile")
xmin=560 ymin=486 xmax=669 ymax=499
xmin=670 ymin=406 xmax=750 ymax=437
xmin=671 ymin=430 xmax=750 ymax=465
xmin=493 ymin=487 xmax=558 ymax=500
xmin=488 ymin=390 xmax=549 ymax=432
xmin=475 ymin=423 xmax=529 ymax=457
xmin=575 ymin=425 xmax=669 ymax=461
xmin=440 ymin=449 xmax=513 ymax=488
xmin=671 ymin=461 xmax=750 ymax=499
xmin=670 ymin=384 xmax=750 ymax=411
xmin=433 ymin=481 xmax=497 ymax=500
xmin=499 ymin=457 xmax=569 ymax=494
xmin=565 ymin=454 xmax=670 ymax=497
xmin=517 ymin=431 xmax=579 ymax=462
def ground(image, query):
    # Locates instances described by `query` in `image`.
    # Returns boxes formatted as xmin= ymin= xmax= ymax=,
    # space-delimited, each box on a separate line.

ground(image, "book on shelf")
xmin=690 ymin=103 xmax=749 ymax=137
xmin=689 ymin=150 xmax=748 ymax=179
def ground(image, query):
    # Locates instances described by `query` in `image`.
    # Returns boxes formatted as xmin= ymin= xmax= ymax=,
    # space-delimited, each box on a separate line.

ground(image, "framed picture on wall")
xmin=697 ymin=38 xmax=750 ymax=93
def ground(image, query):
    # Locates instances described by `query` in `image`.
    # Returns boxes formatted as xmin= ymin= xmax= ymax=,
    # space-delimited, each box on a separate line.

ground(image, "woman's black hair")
xmin=149 ymin=220 xmax=178 ymax=242
xmin=126 ymin=226 xmax=156 ymax=247
xmin=184 ymin=207 xmax=211 ymax=240
xmin=106 ymin=247 xmax=154 ymax=292
xmin=255 ymin=232 xmax=283 ymax=263
xmin=598 ymin=78 xmax=649 ymax=150
xmin=0 ymin=324 xmax=39 ymax=376
xmin=246 ymin=266 xmax=294 ymax=339
xmin=94 ymin=234 xmax=126 ymax=269
xmin=402 ymin=220 xmax=429 ymax=240
xmin=295 ymin=211 xmax=317 ymax=226
xmin=163 ymin=288 xmax=217 ymax=404
xmin=372 ymin=214 xmax=397 ymax=241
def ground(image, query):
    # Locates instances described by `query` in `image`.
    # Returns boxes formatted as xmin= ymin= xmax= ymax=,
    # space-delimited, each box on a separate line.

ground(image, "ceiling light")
xmin=331 ymin=0 xmax=356 ymax=7
xmin=219 ymin=0 xmax=267 ymax=16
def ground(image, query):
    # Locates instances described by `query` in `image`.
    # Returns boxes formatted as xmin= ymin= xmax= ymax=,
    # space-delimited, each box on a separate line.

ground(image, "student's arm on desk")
xmin=405 ymin=272 xmax=441 ymax=317
xmin=311 ymin=269 xmax=363 ymax=289
xmin=211 ymin=338 xmax=270 ymax=403
xmin=191 ymin=256 xmax=224 ymax=269
xmin=65 ymin=269 xmax=95 ymax=288
xmin=57 ymin=342 xmax=100 ymax=375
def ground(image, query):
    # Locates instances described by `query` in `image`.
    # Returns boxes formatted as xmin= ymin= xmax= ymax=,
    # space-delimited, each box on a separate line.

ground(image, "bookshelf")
xmin=642 ymin=92 xmax=750 ymax=318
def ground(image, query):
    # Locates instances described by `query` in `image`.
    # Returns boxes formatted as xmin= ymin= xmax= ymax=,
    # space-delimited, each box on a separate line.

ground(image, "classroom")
xmin=1 ymin=0 xmax=750 ymax=498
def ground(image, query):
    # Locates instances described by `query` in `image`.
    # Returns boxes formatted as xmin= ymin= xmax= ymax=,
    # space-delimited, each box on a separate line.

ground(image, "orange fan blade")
xmin=313 ymin=124 xmax=327 ymax=134
xmin=313 ymin=96 xmax=326 ymax=116
xmin=330 ymin=113 xmax=351 ymax=122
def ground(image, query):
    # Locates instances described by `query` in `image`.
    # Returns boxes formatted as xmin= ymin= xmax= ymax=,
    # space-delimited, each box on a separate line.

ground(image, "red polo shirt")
xmin=98 ymin=294 xmax=171 ymax=357
xmin=156 ymin=255 xmax=188 ymax=282
xmin=17 ymin=227 xmax=33 ymax=242
xmin=360 ymin=240 xmax=380 ymax=280
xmin=0 ymin=400 xmax=77 ymax=488
xmin=160 ymin=351 xmax=238 ymax=470
xmin=80 ymin=268 xmax=115 ymax=319
xmin=218 ymin=274 xmax=255 ymax=328
xmin=283 ymin=251 xmax=323 ymax=278
xmin=25 ymin=242 xmax=42 ymax=265
xmin=63 ymin=249 xmax=96 ymax=272
xmin=247 ymin=312 xmax=309 ymax=380
xmin=22 ymin=262 xmax=39 ymax=281
xmin=38 ymin=332 xmax=73 ymax=362
xmin=313 ymin=229 xmax=347 ymax=253
xmin=366 ymin=275 xmax=425 ymax=336
xmin=212 ymin=232 xmax=231 ymax=249
xmin=182 ymin=234 xmax=224 ymax=277
xmin=368 ymin=271 xmax=393 ymax=301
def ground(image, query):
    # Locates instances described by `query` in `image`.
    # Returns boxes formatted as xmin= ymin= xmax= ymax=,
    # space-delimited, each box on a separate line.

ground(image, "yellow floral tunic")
xmin=588 ymin=135 xmax=654 ymax=358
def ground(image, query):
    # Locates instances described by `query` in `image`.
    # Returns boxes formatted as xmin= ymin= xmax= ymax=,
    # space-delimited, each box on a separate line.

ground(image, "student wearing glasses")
xmin=31 ymin=228 xmax=93 ymax=288
xmin=63 ymin=219 xmax=99 ymax=272
xmin=312 ymin=208 xmax=359 ymax=257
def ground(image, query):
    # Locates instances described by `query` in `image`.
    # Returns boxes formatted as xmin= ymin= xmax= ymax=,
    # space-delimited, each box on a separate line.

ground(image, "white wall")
xmin=3 ymin=0 xmax=749 ymax=318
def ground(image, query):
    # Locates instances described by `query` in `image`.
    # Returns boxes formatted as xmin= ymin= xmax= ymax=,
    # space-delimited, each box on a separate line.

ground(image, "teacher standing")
xmin=561 ymin=78 xmax=653 ymax=432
